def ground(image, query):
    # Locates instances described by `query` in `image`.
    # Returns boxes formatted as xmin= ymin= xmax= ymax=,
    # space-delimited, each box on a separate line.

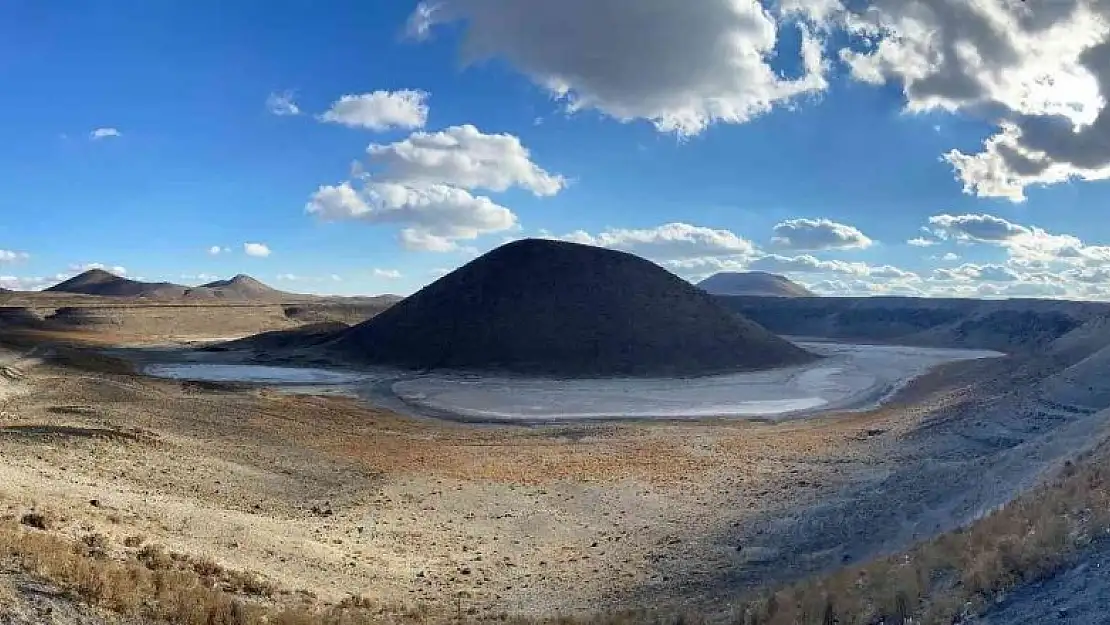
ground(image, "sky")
xmin=5 ymin=0 xmax=1110 ymax=299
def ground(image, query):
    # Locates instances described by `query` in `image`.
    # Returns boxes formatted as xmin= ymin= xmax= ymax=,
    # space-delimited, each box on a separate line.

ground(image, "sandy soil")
xmin=0 ymin=332 xmax=1107 ymax=622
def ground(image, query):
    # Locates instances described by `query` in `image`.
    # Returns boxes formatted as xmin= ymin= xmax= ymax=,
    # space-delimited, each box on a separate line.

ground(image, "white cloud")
xmin=806 ymin=278 xmax=925 ymax=298
xmin=207 ymin=246 xmax=231 ymax=256
xmin=372 ymin=268 xmax=403 ymax=280
xmin=928 ymin=214 xmax=1030 ymax=242
xmin=830 ymin=0 xmax=1110 ymax=201
xmin=933 ymin=263 xmax=1020 ymax=283
xmin=319 ymin=90 xmax=429 ymax=131
xmin=365 ymin=124 xmax=566 ymax=196
xmin=926 ymin=213 xmax=1101 ymax=265
xmin=266 ymin=90 xmax=301 ymax=116
xmin=748 ymin=254 xmax=874 ymax=277
xmin=178 ymin=273 xmax=219 ymax=284
xmin=307 ymin=181 xmax=517 ymax=252
xmin=71 ymin=263 xmax=127 ymax=276
xmin=308 ymin=124 xmax=560 ymax=252
xmin=907 ymin=237 xmax=937 ymax=247
xmin=410 ymin=0 xmax=828 ymax=136
xmin=0 ymin=250 xmax=29 ymax=263
xmin=554 ymin=223 xmax=757 ymax=261
xmin=244 ymin=243 xmax=272 ymax=258
xmin=90 ymin=127 xmax=121 ymax=140
xmin=0 ymin=275 xmax=53 ymax=291
xmin=770 ymin=218 xmax=873 ymax=251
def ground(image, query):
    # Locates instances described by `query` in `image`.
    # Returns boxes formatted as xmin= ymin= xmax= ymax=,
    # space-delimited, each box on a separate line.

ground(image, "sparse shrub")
xmin=136 ymin=544 xmax=174 ymax=571
xmin=19 ymin=510 xmax=54 ymax=530
xmin=78 ymin=532 xmax=110 ymax=558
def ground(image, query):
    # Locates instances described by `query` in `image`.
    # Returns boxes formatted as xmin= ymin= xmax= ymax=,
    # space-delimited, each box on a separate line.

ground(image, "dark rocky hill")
xmin=324 ymin=239 xmax=814 ymax=376
xmin=698 ymin=272 xmax=814 ymax=297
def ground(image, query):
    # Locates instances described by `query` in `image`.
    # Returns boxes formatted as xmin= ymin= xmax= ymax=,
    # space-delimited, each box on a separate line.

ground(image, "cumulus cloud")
xmin=0 ymin=250 xmax=29 ymax=263
xmin=307 ymin=181 xmax=516 ymax=252
xmin=409 ymin=0 xmax=828 ymax=136
xmin=244 ymin=243 xmax=272 ymax=258
xmin=748 ymin=254 xmax=873 ymax=277
xmin=365 ymin=125 xmax=566 ymax=196
xmin=266 ymin=91 xmax=301 ymax=116
xmin=908 ymin=237 xmax=937 ymax=247
xmin=828 ymin=0 xmax=1110 ymax=201
xmin=372 ymin=268 xmax=403 ymax=280
xmin=90 ymin=127 xmax=121 ymax=140
xmin=770 ymin=218 xmax=873 ymax=251
xmin=319 ymin=90 xmax=429 ymax=131
xmin=933 ymin=263 xmax=1020 ymax=282
xmin=72 ymin=263 xmax=127 ymax=276
xmin=925 ymin=213 xmax=1104 ymax=265
xmin=308 ymin=125 xmax=560 ymax=251
xmin=928 ymin=214 xmax=1030 ymax=242
xmin=0 ymin=275 xmax=53 ymax=291
xmin=208 ymin=246 xmax=230 ymax=256
xmin=555 ymin=223 xmax=757 ymax=260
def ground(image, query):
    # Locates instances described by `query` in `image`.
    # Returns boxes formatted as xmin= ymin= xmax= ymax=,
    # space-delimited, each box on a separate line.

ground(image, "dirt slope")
xmin=326 ymin=239 xmax=815 ymax=376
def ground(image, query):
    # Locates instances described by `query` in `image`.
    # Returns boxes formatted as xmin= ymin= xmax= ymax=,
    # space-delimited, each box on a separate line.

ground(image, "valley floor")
xmin=0 ymin=333 xmax=1108 ymax=623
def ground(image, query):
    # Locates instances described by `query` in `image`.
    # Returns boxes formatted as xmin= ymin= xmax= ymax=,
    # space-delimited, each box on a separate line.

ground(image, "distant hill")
xmin=322 ymin=239 xmax=814 ymax=377
xmin=198 ymin=275 xmax=286 ymax=300
xmin=47 ymin=270 xmax=295 ymax=302
xmin=46 ymin=269 xmax=192 ymax=298
xmin=698 ymin=272 xmax=814 ymax=297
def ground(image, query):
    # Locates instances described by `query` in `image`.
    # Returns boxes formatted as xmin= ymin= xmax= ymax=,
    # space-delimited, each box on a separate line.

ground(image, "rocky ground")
xmin=1 ymin=323 xmax=1108 ymax=623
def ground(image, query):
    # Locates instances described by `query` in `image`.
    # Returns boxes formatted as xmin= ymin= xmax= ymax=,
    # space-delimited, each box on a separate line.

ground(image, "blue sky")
xmin=4 ymin=0 xmax=1110 ymax=298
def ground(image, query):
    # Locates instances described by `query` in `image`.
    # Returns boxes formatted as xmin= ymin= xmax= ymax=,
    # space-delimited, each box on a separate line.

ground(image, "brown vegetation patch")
xmin=732 ymin=444 xmax=1110 ymax=624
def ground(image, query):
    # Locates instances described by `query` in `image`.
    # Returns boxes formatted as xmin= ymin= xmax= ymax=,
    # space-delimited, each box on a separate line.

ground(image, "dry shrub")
xmin=19 ymin=509 xmax=55 ymax=531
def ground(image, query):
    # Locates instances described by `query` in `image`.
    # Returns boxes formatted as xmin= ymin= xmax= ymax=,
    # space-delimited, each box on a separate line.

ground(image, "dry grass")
xmin=0 ymin=518 xmax=432 ymax=625
xmin=731 ymin=448 xmax=1110 ymax=625
xmin=6 ymin=441 xmax=1108 ymax=625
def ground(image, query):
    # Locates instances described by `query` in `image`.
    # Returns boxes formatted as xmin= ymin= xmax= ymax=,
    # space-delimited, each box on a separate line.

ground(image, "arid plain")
xmin=3 ymin=273 xmax=1110 ymax=625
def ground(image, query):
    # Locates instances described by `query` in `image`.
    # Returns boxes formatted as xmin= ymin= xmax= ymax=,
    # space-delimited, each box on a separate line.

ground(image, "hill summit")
xmin=326 ymin=239 xmax=815 ymax=376
xmin=698 ymin=271 xmax=814 ymax=297
xmin=200 ymin=274 xmax=284 ymax=300
xmin=46 ymin=270 xmax=292 ymax=301
xmin=47 ymin=269 xmax=188 ymax=298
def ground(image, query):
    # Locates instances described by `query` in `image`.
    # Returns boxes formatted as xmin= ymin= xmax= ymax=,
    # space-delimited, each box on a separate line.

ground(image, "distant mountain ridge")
xmin=47 ymin=269 xmax=191 ymax=298
xmin=698 ymin=272 xmax=814 ymax=297
xmin=46 ymin=270 xmax=291 ymax=301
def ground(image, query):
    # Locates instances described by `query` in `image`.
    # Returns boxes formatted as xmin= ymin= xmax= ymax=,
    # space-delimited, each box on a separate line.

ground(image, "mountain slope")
xmin=325 ymin=239 xmax=814 ymax=376
xmin=46 ymin=270 xmax=190 ymax=298
xmin=198 ymin=275 xmax=286 ymax=300
xmin=698 ymin=272 xmax=814 ymax=297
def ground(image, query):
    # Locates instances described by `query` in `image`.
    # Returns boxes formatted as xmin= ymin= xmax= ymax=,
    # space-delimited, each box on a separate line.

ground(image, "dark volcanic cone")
xmin=326 ymin=239 xmax=815 ymax=377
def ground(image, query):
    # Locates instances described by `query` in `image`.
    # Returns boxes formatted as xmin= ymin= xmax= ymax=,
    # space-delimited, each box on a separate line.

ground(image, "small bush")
xmin=19 ymin=510 xmax=54 ymax=530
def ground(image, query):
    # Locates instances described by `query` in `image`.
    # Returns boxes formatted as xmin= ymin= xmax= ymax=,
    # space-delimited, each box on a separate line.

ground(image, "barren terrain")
xmin=2 ymin=297 xmax=1110 ymax=623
